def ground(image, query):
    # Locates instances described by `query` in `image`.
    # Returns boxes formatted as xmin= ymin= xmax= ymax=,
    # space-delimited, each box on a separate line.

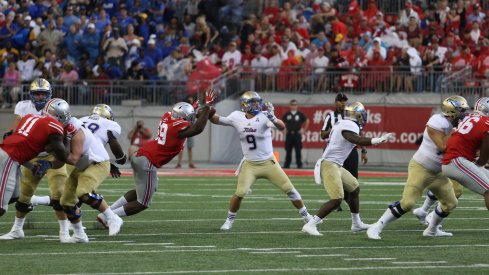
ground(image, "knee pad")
xmin=63 ymin=206 xmax=83 ymax=222
xmin=50 ymin=199 xmax=63 ymax=211
xmin=287 ymin=188 xmax=302 ymax=201
xmin=389 ymin=201 xmax=406 ymax=218
xmin=15 ymin=201 xmax=33 ymax=214
xmin=79 ymin=192 xmax=103 ymax=210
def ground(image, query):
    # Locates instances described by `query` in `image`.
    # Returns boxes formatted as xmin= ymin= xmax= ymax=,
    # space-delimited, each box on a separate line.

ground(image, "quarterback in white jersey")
xmin=302 ymin=102 xmax=394 ymax=236
xmin=210 ymin=91 xmax=312 ymax=231
xmin=367 ymin=96 xmax=468 ymax=240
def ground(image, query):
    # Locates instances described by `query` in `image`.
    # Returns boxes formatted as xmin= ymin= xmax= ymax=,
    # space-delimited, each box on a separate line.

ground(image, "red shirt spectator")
xmin=331 ymin=17 xmax=348 ymax=37
xmin=364 ymin=0 xmax=379 ymax=21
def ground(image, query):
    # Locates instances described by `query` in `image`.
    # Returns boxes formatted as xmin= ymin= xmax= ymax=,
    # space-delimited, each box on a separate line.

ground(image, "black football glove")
xmin=3 ymin=130 xmax=13 ymax=140
xmin=110 ymin=163 xmax=121 ymax=178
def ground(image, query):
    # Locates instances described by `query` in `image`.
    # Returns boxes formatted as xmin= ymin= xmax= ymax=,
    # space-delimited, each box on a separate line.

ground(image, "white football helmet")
xmin=171 ymin=102 xmax=196 ymax=123
xmin=43 ymin=98 xmax=71 ymax=126
xmin=344 ymin=102 xmax=368 ymax=126
xmin=474 ymin=97 xmax=489 ymax=117
xmin=92 ymin=104 xmax=114 ymax=120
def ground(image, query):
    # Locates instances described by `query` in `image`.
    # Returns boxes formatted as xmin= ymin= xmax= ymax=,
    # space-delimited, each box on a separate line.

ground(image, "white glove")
xmin=264 ymin=102 xmax=278 ymax=123
xmin=371 ymin=132 xmax=395 ymax=145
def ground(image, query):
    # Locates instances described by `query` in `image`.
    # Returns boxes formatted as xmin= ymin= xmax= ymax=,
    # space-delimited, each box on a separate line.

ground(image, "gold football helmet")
xmin=240 ymin=91 xmax=262 ymax=115
xmin=29 ymin=78 xmax=52 ymax=109
xmin=92 ymin=104 xmax=114 ymax=120
xmin=344 ymin=102 xmax=368 ymax=126
xmin=441 ymin=95 xmax=469 ymax=119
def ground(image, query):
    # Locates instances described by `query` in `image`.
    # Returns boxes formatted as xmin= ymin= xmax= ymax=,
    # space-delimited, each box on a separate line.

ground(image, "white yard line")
xmin=344 ymin=258 xmax=396 ymax=261
xmin=391 ymin=261 xmax=448 ymax=264
xmin=45 ymin=264 xmax=489 ymax=274
xmin=249 ymin=251 xmax=300 ymax=254
xmin=296 ymin=254 xmax=349 ymax=257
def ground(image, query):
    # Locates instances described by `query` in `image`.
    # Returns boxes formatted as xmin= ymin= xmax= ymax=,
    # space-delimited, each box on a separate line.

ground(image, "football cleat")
xmin=301 ymin=221 xmax=323 ymax=236
xmin=220 ymin=220 xmax=233 ymax=231
xmin=304 ymin=214 xmax=313 ymax=224
xmin=59 ymin=231 xmax=71 ymax=243
xmin=351 ymin=222 xmax=371 ymax=233
xmin=107 ymin=215 xmax=123 ymax=236
xmin=366 ymin=222 xmax=383 ymax=240
xmin=413 ymin=207 xmax=428 ymax=225
xmin=96 ymin=213 xmax=109 ymax=229
xmin=63 ymin=232 xmax=89 ymax=243
xmin=424 ymin=211 xmax=440 ymax=227
xmin=0 ymin=229 xmax=25 ymax=240
xmin=423 ymin=226 xmax=453 ymax=237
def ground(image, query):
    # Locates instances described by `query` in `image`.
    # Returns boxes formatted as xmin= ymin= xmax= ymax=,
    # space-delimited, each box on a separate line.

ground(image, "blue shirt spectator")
xmin=144 ymin=40 xmax=163 ymax=63
xmin=117 ymin=8 xmax=136 ymax=33
xmin=29 ymin=0 xmax=48 ymax=19
xmin=102 ymin=0 xmax=119 ymax=17
xmin=64 ymin=25 xmax=82 ymax=65
xmin=63 ymin=6 xmax=79 ymax=29
xmin=149 ymin=0 xmax=165 ymax=25
xmin=81 ymin=23 xmax=100 ymax=65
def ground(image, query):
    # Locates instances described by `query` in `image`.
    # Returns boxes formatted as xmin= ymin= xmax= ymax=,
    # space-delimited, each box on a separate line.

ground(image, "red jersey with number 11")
xmin=442 ymin=114 xmax=489 ymax=164
xmin=0 ymin=114 xmax=64 ymax=164
xmin=137 ymin=112 xmax=191 ymax=168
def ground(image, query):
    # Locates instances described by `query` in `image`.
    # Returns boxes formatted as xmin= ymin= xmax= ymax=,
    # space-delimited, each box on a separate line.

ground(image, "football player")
xmin=0 ymin=81 xmax=73 ymax=241
xmin=302 ymin=102 xmax=394 ymax=236
xmin=367 ymin=96 xmax=468 ymax=240
xmin=442 ymin=97 xmax=489 ymax=211
xmin=0 ymin=99 xmax=68 ymax=241
xmin=104 ymin=90 xmax=213 ymax=222
xmin=209 ymin=91 xmax=312 ymax=231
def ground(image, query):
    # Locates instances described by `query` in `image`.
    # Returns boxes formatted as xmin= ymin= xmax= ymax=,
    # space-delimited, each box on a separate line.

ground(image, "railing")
xmin=0 ymin=65 xmax=486 ymax=107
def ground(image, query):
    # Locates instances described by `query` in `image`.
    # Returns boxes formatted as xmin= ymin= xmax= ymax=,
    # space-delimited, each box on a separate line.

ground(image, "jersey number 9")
xmin=246 ymin=135 xmax=256 ymax=150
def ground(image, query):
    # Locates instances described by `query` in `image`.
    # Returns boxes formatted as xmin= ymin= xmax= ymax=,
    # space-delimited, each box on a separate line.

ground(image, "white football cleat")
xmin=351 ymin=222 xmax=371 ymax=233
xmin=301 ymin=222 xmax=323 ymax=236
xmin=0 ymin=229 xmax=24 ymax=240
xmin=303 ymin=214 xmax=313 ymax=224
xmin=64 ymin=232 xmax=89 ymax=243
xmin=425 ymin=211 xmax=440 ymax=227
xmin=107 ymin=215 xmax=123 ymax=236
xmin=220 ymin=220 xmax=233 ymax=231
xmin=69 ymin=223 xmax=87 ymax=231
xmin=59 ymin=231 xmax=71 ymax=243
xmin=423 ymin=226 xmax=453 ymax=237
xmin=366 ymin=222 xmax=383 ymax=240
xmin=412 ymin=207 xmax=428 ymax=225
xmin=96 ymin=213 xmax=108 ymax=229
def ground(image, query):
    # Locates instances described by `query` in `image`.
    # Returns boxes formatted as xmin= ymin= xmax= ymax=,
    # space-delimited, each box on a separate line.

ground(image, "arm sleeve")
xmin=217 ymin=112 xmax=235 ymax=126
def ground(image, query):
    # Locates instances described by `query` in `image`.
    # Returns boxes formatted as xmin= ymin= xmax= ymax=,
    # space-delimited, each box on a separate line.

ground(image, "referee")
xmin=321 ymin=93 xmax=367 ymax=209
xmin=282 ymin=99 xmax=310 ymax=169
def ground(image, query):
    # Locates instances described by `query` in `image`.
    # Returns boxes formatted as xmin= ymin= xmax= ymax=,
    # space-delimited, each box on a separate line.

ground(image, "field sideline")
xmin=0 ymin=171 xmax=487 ymax=274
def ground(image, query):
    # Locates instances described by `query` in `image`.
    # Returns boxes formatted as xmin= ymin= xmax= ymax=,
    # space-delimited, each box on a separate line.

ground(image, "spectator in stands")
xmin=103 ymin=27 xmax=128 ymax=69
xmin=157 ymin=48 xmax=182 ymax=81
xmin=12 ymin=15 xmax=33 ymax=50
xmin=63 ymin=5 xmax=78 ymax=29
xmin=312 ymin=47 xmax=329 ymax=91
xmin=366 ymin=37 xmax=386 ymax=60
xmin=127 ymin=120 xmax=153 ymax=160
xmin=467 ymin=3 xmax=485 ymax=24
xmin=193 ymin=15 xmax=218 ymax=50
xmin=469 ymin=21 xmax=481 ymax=44
xmin=60 ymin=62 xmax=79 ymax=86
xmin=81 ymin=23 xmax=100 ymax=65
xmin=0 ymin=62 xmax=20 ymax=108
xmin=137 ymin=13 xmax=151 ymax=43
xmin=250 ymin=47 xmax=268 ymax=90
xmin=36 ymin=19 xmax=63 ymax=55
xmin=29 ymin=0 xmax=48 ymax=19
xmin=265 ymin=43 xmax=285 ymax=89
xmin=393 ymin=47 xmax=412 ymax=92
xmin=221 ymin=41 xmax=241 ymax=71
xmin=124 ymin=23 xmax=143 ymax=45
xmin=145 ymin=38 xmax=163 ymax=64
xmin=399 ymin=1 xmax=420 ymax=27
xmin=63 ymin=24 xmax=82 ymax=66
xmin=408 ymin=47 xmax=423 ymax=92
xmin=17 ymin=50 xmax=37 ymax=84
xmin=183 ymin=14 xmax=196 ymax=37
xmin=0 ymin=12 xmax=19 ymax=47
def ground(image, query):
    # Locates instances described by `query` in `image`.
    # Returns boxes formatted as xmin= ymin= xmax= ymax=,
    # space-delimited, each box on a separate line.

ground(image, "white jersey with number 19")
xmin=218 ymin=111 xmax=275 ymax=161
xmin=80 ymin=115 xmax=122 ymax=146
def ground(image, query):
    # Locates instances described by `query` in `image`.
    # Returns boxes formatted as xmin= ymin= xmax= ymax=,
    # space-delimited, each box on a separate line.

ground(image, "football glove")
xmin=264 ymin=102 xmax=278 ymax=123
xmin=205 ymin=88 xmax=217 ymax=105
xmin=2 ymin=130 xmax=13 ymax=140
xmin=110 ymin=163 xmax=121 ymax=178
xmin=371 ymin=133 xmax=395 ymax=145
xmin=32 ymin=160 xmax=52 ymax=177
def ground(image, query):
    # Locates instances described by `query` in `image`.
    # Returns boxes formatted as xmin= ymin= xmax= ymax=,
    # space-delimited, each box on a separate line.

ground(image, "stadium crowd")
xmin=0 ymin=0 xmax=487 ymax=106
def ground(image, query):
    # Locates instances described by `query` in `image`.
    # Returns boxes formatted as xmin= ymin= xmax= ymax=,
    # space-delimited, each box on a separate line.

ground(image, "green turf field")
xmin=0 ymin=175 xmax=488 ymax=274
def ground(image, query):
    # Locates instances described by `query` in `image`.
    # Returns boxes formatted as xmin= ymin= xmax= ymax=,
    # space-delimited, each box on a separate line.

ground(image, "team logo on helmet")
xmin=92 ymin=104 xmax=114 ymax=120
xmin=240 ymin=91 xmax=262 ymax=115
xmin=30 ymin=78 xmax=52 ymax=109
xmin=344 ymin=102 xmax=368 ymax=126
xmin=441 ymin=95 xmax=469 ymax=120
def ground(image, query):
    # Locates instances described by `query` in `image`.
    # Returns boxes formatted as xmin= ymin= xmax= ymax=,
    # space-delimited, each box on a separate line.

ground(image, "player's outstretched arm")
xmin=108 ymin=131 xmax=127 ymax=164
xmin=178 ymin=105 xmax=210 ymax=138
xmin=342 ymin=131 xmax=394 ymax=146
